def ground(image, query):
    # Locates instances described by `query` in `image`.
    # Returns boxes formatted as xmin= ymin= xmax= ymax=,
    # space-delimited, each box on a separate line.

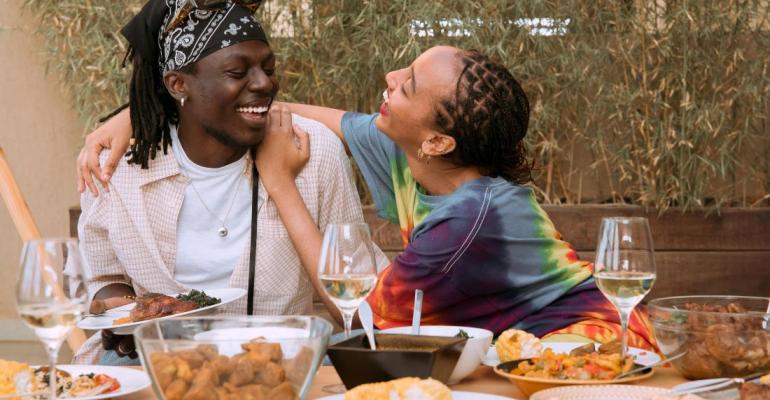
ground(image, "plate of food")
xmin=493 ymin=347 xmax=654 ymax=396
xmin=484 ymin=342 xmax=660 ymax=367
xmin=77 ymin=288 xmax=245 ymax=334
xmin=0 ymin=360 xmax=150 ymax=399
xmin=483 ymin=329 xmax=660 ymax=367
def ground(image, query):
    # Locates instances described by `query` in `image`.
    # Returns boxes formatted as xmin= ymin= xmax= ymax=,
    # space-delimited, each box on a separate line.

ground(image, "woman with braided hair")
xmin=77 ymin=45 xmax=656 ymax=349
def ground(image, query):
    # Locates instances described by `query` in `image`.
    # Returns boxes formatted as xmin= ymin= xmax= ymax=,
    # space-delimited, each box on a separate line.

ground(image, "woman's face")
xmin=375 ymin=46 xmax=463 ymax=147
xmin=180 ymin=40 xmax=278 ymax=148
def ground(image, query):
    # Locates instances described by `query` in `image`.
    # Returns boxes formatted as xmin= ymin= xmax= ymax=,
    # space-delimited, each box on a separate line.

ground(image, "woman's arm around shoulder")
xmin=77 ymin=108 xmax=133 ymax=196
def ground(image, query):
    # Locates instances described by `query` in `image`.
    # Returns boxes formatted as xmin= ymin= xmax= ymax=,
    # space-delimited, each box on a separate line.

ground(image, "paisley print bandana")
xmin=157 ymin=0 xmax=268 ymax=74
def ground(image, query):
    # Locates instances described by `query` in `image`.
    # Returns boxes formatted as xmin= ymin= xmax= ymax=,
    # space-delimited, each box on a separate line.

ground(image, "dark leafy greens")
xmin=177 ymin=289 xmax=221 ymax=308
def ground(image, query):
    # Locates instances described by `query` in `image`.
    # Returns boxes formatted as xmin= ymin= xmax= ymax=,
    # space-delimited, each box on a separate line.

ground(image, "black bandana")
xmin=121 ymin=0 xmax=268 ymax=75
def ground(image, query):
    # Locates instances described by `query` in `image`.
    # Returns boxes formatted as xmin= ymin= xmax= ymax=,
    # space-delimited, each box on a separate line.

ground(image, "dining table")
xmin=119 ymin=364 xmax=690 ymax=399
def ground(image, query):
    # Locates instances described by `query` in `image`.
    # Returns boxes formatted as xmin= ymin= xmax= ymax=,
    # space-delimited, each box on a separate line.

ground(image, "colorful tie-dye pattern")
xmin=342 ymin=112 xmax=656 ymax=349
xmin=386 ymin=150 xmax=432 ymax=246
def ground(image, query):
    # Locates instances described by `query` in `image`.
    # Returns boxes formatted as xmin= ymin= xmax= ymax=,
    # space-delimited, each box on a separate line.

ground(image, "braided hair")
xmin=434 ymin=50 xmax=532 ymax=184
xmin=120 ymin=48 xmax=186 ymax=169
xmin=107 ymin=48 xmax=194 ymax=169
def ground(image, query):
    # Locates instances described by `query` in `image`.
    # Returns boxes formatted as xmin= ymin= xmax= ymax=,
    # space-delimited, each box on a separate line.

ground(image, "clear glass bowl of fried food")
xmin=134 ymin=316 xmax=332 ymax=400
xmin=648 ymin=295 xmax=770 ymax=380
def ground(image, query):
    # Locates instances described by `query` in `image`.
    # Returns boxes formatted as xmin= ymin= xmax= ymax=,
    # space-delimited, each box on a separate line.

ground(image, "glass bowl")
xmin=648 ymin=295 xmax=770 ymax=379
xmin=134 ymin=316 xmax=332 ymax=400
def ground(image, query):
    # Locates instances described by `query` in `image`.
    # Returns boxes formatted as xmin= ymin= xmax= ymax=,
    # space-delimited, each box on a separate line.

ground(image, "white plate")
xmin=482 ymin=341 xmax=661 ymax=367
xmin=529 ymin=384 xmax=668 ymax=400
xmin=77 ymin=288 xmax=246 ymax=334
xmin=318 ymin=390 xmax=513 ymax=399
xmin=28 ymin=364 xmax=150 ymax=400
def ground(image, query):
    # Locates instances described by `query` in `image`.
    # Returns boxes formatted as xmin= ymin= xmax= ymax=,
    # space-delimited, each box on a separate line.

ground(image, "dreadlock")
xmin=435 ymin=50 xmax=532 ymax=184
xmin=122 ymin=47 xmax=181 ymax=169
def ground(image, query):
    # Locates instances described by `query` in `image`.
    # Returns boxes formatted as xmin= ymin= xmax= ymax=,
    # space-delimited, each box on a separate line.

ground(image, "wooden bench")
xmin=70 ymin=204 xmax=770 ymax=307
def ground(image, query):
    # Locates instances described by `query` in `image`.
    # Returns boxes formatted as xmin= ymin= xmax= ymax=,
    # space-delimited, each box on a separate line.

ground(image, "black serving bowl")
xmin=327 ymin=333 xmax=467 ymax=389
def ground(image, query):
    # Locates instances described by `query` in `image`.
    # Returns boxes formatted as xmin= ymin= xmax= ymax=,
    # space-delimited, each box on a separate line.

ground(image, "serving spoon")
xmin=411 ymin=289 xmax=423 ymax=335
xmin=358 ymin=301 xmax=376 ymax=350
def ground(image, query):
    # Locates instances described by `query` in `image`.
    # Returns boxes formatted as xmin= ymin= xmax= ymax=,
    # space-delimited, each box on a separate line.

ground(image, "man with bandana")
xmin=74 ymin=0 xmax=385 ymax=364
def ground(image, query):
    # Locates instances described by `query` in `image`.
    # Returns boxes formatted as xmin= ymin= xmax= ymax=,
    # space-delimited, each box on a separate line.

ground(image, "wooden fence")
xmin=70 ymin=204 xmax=770 ymax=302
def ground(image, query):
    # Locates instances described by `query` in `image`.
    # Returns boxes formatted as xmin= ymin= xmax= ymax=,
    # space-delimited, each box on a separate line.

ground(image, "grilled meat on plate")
xmin=129 ymin=293 xmax=197 ymax=322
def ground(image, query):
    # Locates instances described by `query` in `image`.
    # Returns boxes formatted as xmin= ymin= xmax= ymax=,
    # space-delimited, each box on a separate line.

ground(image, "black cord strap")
xmin=247 ymin=162 xmax=258 ymax=315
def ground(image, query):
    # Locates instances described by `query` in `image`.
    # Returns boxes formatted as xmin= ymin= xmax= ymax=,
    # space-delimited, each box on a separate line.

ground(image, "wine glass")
xmin=16 ymin=238 xmax=89 ymax=400
xmin=318 ymin=223 xmax=378 ymax=338
xmin=594 ymin=217 xmax=656 ymax=359
xmin=318 ymin=223 xmax=378 ymax=393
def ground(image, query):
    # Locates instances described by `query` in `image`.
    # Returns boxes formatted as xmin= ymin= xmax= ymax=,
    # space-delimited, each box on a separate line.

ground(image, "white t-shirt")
xmin=170 ymin=126 xmax=260 ymax=291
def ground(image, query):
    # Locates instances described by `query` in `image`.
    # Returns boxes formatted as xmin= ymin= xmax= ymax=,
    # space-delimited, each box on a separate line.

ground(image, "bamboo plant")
xmin=23 ymin=0 xmax=770 ymax=210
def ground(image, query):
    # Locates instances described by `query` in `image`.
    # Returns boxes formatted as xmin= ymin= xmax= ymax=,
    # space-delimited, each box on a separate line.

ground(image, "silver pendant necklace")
xmin=182 ymin=168 xmax=244 ymax=237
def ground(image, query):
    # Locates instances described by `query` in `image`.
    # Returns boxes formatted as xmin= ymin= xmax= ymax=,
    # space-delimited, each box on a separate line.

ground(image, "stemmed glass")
xmin=318 ymin=223 xmax=378 ymax=394
xmin=318 ymin=223 xmax=379 ymax=339
xmin=16 ymin=238 xmax=89 ymax=400
xmin=594 ymin=217 xmax=656 ymax=359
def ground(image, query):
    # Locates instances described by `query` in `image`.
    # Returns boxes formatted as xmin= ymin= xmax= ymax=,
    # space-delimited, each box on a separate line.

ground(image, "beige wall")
xmin=0 ymin=0 xmax=83 ymax=320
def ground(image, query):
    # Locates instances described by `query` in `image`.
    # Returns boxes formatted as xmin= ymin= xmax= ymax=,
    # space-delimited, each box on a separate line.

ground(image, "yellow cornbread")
xmin=0 ymin=360 xmax=34 ymax=398
xmin=495 ymin=329 xmax=542 ymax=362
xmin=344 ymin=377 xmax=451 ymax=400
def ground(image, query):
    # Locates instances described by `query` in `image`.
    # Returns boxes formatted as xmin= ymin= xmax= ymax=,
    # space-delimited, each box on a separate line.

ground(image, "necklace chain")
xmin=180 ymin=165 xmax=244 ymax=237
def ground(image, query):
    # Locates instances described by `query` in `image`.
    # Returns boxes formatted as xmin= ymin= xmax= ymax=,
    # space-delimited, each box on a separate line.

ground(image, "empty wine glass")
xmin=594 ymin=217 xmax=656 ymax=358
xmin=318 ymin=223 xmax=378 ymax=394
xmin=16 ymin=238 xmax=89 ymax=399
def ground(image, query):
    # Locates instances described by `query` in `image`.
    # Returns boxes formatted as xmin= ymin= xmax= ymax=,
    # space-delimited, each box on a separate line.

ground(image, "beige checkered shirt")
xmin=74 ymin=115 xmax=381 ymax=363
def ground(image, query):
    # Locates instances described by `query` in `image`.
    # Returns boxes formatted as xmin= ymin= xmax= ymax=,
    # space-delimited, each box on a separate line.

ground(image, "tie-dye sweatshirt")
xmin=342 ymin=112 xmax=655 ymax=349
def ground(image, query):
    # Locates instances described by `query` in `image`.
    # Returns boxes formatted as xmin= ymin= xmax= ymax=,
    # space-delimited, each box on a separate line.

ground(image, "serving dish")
xmin=380 ymin=325 xmax=493 ymax=383
xmin=482 ymin=341 xmax=661 ymax=368
xmin=134 ymin=315 xmax=332 ymax=400
xmin=326 ymin=333 xmax=466 ymax=389
xmin=493 ymin=356 xmax=654 ymax=396
xmin=648 ymin=295 xmax=770 ymax=379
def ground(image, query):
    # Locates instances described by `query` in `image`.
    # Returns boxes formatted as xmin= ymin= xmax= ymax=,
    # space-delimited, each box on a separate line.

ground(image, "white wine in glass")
xmin=594 ymin=217 xmax=656 ymax=358
xmin=16 ymin=238 xmax=89 ymax=400
xmin=319 ymin=274 xmax=378 ymax=311
xmin=318 ymin=223 xmax=378 ymax=394
xmin=318 ymin=223 xmax=378 ymax=338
